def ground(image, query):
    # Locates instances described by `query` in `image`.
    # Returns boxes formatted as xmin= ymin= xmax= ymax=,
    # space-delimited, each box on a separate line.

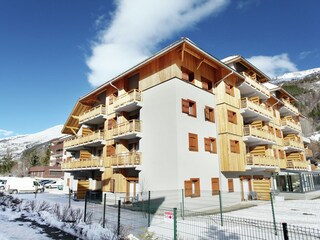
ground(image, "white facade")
xmin=140 ymin=78 xmax=237 ymax=192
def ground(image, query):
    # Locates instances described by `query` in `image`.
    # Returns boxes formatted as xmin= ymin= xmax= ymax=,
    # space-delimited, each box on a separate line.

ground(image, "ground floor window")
xmin=184 ymin=178 xmax=200 ymax=197
xmin=211 ymin=177 xmax=220 ymax=195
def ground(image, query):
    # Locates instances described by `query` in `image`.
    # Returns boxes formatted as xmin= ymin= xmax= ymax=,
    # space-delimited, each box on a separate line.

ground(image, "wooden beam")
xmin=181 ymin=42 xmax=186 ymax=63
xmin=71 ymin=115 xmax=79 ymax=120
xmin=196 ymin=58 xmax=205 ymax=70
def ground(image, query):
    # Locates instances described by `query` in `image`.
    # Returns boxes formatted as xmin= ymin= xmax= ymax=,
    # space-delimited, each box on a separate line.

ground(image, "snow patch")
xmin=273 ymin=67 xmax=320 ymax=83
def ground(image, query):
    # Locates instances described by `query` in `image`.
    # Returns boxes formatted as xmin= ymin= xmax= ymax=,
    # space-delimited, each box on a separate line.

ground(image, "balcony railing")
xmin=113 ymin=89 xmax=142 ymax=111
xmin=243 ymin=125 xmax=275 ymax=143
xmin=246 ymin=155 xmax=279 ymax=168
xmin=241 ymin=72 xmax=270 ymax=98
xmin=286 ymin=160 xmax=308 ymax=170
xmin=284 ymin=139 xmax=304 ymax=150
xmin=109 ymin=152 xmax=142 ymax=167
xmin=281 ymin=119 xmax=301 ymax=133
xmin=112 ymin=120 xmax=142 ymax=138
xmin=280 ymin=159 xmax=287 ymax=169
xmin=79 ymin=105 xmax=106 ymax=124
xmin=64 ymin=130 xmax=105 ymax=149
xmin=241 ymin=98 xmax=273 ymax=120
xmin=281 ymin=99 xmax=299 ymax=115
xmin=61 ymin=157 xmax=103 ymax=169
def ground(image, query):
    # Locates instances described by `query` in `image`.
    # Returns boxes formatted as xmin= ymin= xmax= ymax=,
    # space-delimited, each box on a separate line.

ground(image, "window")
xmin=204 ymin=137 xmax=217 ymax=153
xmin=107 ymin=118 xmax=117 ymax=130
xmin=182 ymin=99 xmax=197 ymax=117
xmin=230 ymin=140 xmax=240 ymax=153
xmin=279 ymin=150 xmax=285 ymax=159
xmin=225 ymin=82 xmax=234 ymax=96
xmin=188 ymin=133 xmax=198 ymax=152
xmin=204 ymin=106 xmax=215 ymax=122
xmin=184 ymin=178 xmax=200 ymax=197
xmin=201 ymin=76 xmax=213 ymax=91
xmin=181 ymin=67 xmax=195 ymax=83
xmin=227 ymin=110 xmax=237 ymax=124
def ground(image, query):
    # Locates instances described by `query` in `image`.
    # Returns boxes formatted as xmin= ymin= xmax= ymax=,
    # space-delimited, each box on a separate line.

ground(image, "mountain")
xmin=0 ymin=125 xmax=64 ymax=160
xmin=271 ymin=67 xmax=320 ymax=140
xmin=273 ymin=67 xmax=320 ymax=84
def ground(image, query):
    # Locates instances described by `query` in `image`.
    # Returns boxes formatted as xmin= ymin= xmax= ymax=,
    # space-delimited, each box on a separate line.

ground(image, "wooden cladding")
xmin=184 ymin=178 xmax=200 ymax=197
xmin=227 ymin=110 xmax=237 ymax=124
xmin=230 ymin=140 xmax=240 ymax=153
xmin=225 ymin=82 xmax=234 ymax=96
xmin=182 ymin=99 xmax=197 ymax=117
xmin=188 ymin=133 xmax=198 ymax=152
xmin=181 ymin=67 xmax=195 ymax=83
xmin=204 ymin=137 xmax=217 ymax=153
xmin=204 ymin=106 xmax=215 ymax=122
xmin=201 ymin=76 xmax=213 ymax=91
xmin=107 ymin=118 xmax=117 ymax=130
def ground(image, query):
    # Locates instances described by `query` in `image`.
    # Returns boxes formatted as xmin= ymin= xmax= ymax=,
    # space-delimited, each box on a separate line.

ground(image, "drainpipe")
xmin=110 ymin=81 xmax=120 ymax=91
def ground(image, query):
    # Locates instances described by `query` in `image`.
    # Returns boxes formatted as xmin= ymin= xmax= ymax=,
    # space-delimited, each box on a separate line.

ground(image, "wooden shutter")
xmin=184 ymin=180 xmax=192 ymax=197
xmin=205 ymin=107 xmax=210 ymax=120
xmin=204 ymin=138 xmax=210 ymax=152
xmin=107 ymin=119 xmax=116 ymax=130
xmin=210 ymin=108 xmax=215 ymax=122
xmin=182 ymin=99 xmax=189 ymax=114
xmin=189 ymin=133 xmax=198 ymax=151
xmin=191 ymin=178 xmax=200 ymax=197
xmin=211 ymin=138 xmax=217 ymax=153
xmin=211 ymin=178 xmax=220 ymax=195
xmin=228 ymin=179 xmax=234 ymax=192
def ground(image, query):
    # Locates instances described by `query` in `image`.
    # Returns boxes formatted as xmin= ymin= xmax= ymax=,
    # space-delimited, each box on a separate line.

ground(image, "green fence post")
xmin=148 ymin=190 xmax=151 ymax=227
xmin=181 ymin=189 xmax=185 ymax=220
xmin=173 ymin=207 xmax=177 ymax=240
xmin=84 ymin=191 xmax=88 ymax=223
xmin=117 ymin=199 xmax=121 ymax=236
xmin=270 ymin=192 xmax=277 ymax=235
xmin=68 ymin=188 xmax=71 ymax=208
xmin=219 ymin=190 xmax=223 ymax=226
xmin=102 ymin=194 xmax=106 ymax=228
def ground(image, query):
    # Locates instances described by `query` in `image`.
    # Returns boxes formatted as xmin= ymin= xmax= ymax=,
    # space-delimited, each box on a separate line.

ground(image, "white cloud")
xmin=86 ymin=0 xmax=230 ymax=87
xmin=237 ymin=0 xmax=260 ymax=9
xmin=247 ymin=54 xmax=298 ymax=78
xmin=0 ymin=129 xmax=13 ymax=137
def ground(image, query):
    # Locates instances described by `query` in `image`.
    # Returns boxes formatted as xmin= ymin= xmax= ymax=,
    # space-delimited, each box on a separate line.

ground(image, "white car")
xmin=44 ymin=180 xmax=63 ymax=189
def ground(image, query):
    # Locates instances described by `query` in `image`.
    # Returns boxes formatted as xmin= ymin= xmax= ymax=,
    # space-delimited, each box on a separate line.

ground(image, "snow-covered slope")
xmin=0 ymin=125 xmax=64 ymax=160
xmin=273 ymin=67 xmax=320 ymax=83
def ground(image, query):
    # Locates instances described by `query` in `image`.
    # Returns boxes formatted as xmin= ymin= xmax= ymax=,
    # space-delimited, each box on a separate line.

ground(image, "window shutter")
xmin=202 ymin=80 xmax=208 ymax=90
xmin=211 ymin=178 xmax=220 ymax=195
xmin=182 ymin=99 xmax=189 ymax=114
xmin=189 ymin=133 xmax=198 ymax=151
xmin=212 ymin=138 xmax=217 ymax=153
xmin=228 ymin=179 xmax=234 ymax=192
xmin=184 ymin=180 xmax=192 ymax=197
xmin=204 ymin=138 xmax=210 ymax=152
xmin=107 ymin=145 xmax=115 ymax=156
xmin=204 ymin=107 xmax=210 ymax=120
xmin=194 ymin=179 xmax=200 ymax=197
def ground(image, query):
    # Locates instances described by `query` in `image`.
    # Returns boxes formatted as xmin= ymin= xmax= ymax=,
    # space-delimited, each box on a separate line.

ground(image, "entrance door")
xmin=242 ymin=179 xmax=249 ymax=200
xmin=126 ymin=178 xmax=138 ymax=202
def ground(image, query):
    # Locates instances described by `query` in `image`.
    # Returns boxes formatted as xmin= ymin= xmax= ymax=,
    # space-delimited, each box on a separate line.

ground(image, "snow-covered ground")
xmin=1 ymin=191 xmax=320 ymax=239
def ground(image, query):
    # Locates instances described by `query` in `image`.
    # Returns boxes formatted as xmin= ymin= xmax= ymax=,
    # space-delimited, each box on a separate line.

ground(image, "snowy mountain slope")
xmin=273 ymin=67 xmax=320 ymax=83
xmin=0 ymin=125 xmax=65 ymax=160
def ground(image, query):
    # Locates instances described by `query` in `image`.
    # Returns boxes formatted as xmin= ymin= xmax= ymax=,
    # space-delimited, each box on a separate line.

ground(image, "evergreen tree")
xmin=0 ymin=149 xmax=15 ymax=174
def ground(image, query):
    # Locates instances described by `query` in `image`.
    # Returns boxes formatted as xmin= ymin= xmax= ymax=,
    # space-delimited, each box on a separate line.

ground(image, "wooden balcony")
xmin=284 ymin=139 xmax=304 ymax=152
xmin=239 ymin=72 xmax=270 ymax=99
xmin=109 ymin=152 xmax=142 ymax=168
xmin=113 ymin=89 xmax=142 ymax=112
xmin=286 ymin=160 xmax=309 ymax=170
xmin=61 ymin=157 xmax=103 ymax=170
xmin=240 ymin=98 xmax=273 ymax=121
xmin=281 ymin=119 xmax=301 ymax=134
xmin=246 ymin=155 xmax=279 ymax=168
xmin=243 ymin=125 xmax=275 ymax=145
xmin=112 ymin=120 xmax=142 ymax=140
xmin=79 ymin=104 xmax=106 ymax=125
xmin=276 ymin=137 xmax=284 ymax=146
xmin=64 ymin=130 xmax=105 ymax=150
xmin=279 ymin=99 xmax=299 ymax=116
xmin=280 ymin=159 xmax=287 ymax=169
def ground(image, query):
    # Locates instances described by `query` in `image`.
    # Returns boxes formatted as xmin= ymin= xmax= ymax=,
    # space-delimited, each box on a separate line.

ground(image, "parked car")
xmin=44 ymin=180 xmax=63 ymax=189
xmin=6 ymin=177 xmax=44 ymax=194
xmin=0 ymin=178 xmax=8 ymax=190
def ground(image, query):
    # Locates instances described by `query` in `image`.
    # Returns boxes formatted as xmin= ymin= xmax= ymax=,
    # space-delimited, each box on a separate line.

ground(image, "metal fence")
xmin=83 ymin=190 xmax=320 ymax=239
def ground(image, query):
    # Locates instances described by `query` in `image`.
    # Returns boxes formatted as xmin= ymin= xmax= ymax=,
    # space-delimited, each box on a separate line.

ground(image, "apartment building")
xmin=61 ymin=38 xmax=312 ymax=200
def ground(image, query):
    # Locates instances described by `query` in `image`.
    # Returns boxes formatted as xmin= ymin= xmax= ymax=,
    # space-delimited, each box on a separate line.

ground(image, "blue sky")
xmin=0 ymin=0 xmax=319 ymax=137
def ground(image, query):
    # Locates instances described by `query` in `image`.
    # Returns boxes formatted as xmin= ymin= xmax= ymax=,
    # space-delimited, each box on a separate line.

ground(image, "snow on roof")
xmin=263 ymin=82 xmax=279 ymax=90
xmin=221 ymin=55 xmax=240 ymax=63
